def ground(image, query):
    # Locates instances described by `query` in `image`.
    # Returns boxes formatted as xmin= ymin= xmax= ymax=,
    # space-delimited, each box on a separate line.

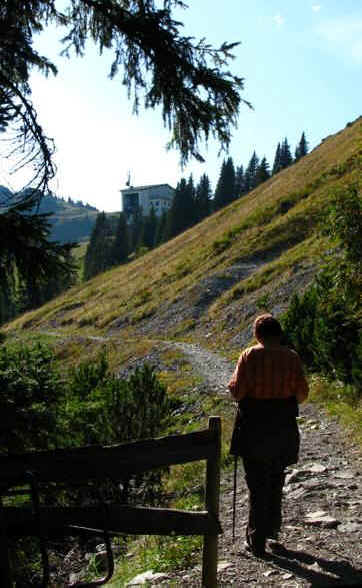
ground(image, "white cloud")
xmin=316 ymin=16 xmax=362 ymax=63
xmin=273 ymin=14 xmax=285 ymax=27
xmin=312 ymin=4 xmax=321 ymax=12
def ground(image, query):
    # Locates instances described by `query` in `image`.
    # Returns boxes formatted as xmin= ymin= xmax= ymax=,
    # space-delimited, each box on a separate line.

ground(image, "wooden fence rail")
xmin=0 ymin=416 xmax=222 ymax=587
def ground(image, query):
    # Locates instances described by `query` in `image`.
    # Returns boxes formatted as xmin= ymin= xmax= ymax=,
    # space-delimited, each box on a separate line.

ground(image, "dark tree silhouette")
xmin=272 ymin=142 xmax=282 ymax=175
xmin=244 ymin=151 xmax=259 ymax=191
xmin=235 ymin=164 xmax=245 ymax=198
xmin=83 ymin=212 xmax=113 ymax=280
xmin=280 ymin=137 xmax=293 ymax=169
xmin=255 ymin=156 xmax=270 ymax=186
xmin=295 ymin=132 xmax=308 ymax=161
xmin=111 ymin=212 xmax=129 ymax=265
xmin=195 ymin=174 xmax=212 ymax=222
xmin=213 ymin=156 xmax=236 ymax=210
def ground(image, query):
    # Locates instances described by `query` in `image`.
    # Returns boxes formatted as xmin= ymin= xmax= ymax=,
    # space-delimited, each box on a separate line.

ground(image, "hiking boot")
xmin=243 ymin=540 xmax=266 ymax=558
xmin=267 ymin=538 xmax=288 ymax=555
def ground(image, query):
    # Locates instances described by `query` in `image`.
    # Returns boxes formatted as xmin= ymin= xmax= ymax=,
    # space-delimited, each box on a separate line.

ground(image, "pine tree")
xmin=295 ymin=132 xmax=308 ymax=161
xmin=255 ymin=157 xmax=270 ymax=186
xmin=213 ymin=157 xmax=236 ymax=210
xmin=83 ymin=212 xmax=113 ymax=280
xmin=165 ymin=178 xmax=189 ymax=239
xmin=142 ymin=206 xmax=158 ymax=250
xmin=280 ymin=138 xmax=293 ymax=169
xmin=111 ymin=212 xmax=129 ymax=265
xmin=213 ymin=160 xmax=227 ymax=211
xmin=130 ymin=207 xmax=145 ymax=252
xmin=154 ymin=211 xmax=168 ymax=246
xmin=184 ymin=175 xmax=197 ymax=228
xmin=194 ymin=174 xmax=212 ymax=222
xmin=244 ymin=151 xmax=259 ymax=192
xmin=0 ymin=196 xmax=76 ymax=320
xmin=272 ymin=142 xmax=282 ymax=175
xmin=235 ymin=165 xmax=245 ymax=198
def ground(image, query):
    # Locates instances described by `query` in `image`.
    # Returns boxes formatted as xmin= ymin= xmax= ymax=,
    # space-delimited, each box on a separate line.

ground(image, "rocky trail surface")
xmin=128 ymin=343 xmax=362 ymax=587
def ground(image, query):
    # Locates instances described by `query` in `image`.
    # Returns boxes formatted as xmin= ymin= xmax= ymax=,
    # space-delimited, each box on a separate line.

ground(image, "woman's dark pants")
xmin=243 ymin=457 xmax=286 ymax=553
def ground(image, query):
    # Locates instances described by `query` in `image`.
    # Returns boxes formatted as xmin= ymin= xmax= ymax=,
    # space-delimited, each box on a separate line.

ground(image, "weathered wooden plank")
xmin=0 ymin=428 xmax=216 ymax=485
xmin=3 ymin=505 xmax=222 ymax=537
xmin=202 ymin=416 xmax=222 ymax=588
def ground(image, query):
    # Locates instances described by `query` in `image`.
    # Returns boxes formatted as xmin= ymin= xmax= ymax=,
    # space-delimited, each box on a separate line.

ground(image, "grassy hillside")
xmin=2 ymin=117 xmax=361 ymax=585
xmin=0 ymin=190 xmax=100 ymax=243
xmin=38 ymin=196 xmax=99 ymax=243
xmin=4 ymin=117 xmax=361 ymax=358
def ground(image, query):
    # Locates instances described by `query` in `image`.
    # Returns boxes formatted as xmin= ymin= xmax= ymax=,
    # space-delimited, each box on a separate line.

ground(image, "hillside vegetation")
xmin=0 ymin=190 xmax=99 ymax=243
xmin=2 ymin=117 xmax=361 ymax=586
xmin=5 ymin=118 xmax=361 ymax=359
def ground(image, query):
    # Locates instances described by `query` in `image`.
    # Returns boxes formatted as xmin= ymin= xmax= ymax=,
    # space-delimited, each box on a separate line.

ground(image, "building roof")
xmin=120 ymin=183 xmax=174 ymax=192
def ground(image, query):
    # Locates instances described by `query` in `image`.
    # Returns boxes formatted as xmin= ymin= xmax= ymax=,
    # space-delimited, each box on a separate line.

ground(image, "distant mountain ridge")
xmin=0 ymin=189 xmax=100 ymax=243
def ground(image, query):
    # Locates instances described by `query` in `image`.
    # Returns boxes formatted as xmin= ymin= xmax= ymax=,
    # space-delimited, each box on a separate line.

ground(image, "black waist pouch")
xmin=229 ymin=397 xmax=300 ymax=464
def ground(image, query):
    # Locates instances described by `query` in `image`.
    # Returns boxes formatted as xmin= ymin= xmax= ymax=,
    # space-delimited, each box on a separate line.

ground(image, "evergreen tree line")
xmin=214 ymin=131 xmax=308 ymax=210
xmin=83 ymin=173 xmax=213 ymax=280
xmin=84 ymin=132 xmax=308 ymax=280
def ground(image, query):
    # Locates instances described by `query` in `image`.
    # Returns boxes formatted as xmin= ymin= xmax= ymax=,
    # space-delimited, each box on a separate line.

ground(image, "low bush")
xmin=282 ymin=184 xmax=361 ymax=396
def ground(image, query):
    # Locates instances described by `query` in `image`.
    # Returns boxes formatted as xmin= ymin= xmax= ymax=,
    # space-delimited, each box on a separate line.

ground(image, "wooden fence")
xmin=0 ymin=416 xmax=222 ymax=587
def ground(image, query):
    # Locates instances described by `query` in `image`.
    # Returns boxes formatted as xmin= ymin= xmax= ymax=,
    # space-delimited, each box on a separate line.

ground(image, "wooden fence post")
xmin=0 ymin=500 xmax=12 ymax=588
xmin=202 ymin=416 xmax=221 ymax=587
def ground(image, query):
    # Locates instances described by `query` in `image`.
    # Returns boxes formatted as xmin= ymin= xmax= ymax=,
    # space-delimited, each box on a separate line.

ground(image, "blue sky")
xmin=1 ymin=1 xmax=361 ymax=211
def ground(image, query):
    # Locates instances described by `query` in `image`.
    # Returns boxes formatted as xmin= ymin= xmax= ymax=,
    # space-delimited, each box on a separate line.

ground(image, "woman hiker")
xmin=228 ymin=313 xmax=309 ymax=557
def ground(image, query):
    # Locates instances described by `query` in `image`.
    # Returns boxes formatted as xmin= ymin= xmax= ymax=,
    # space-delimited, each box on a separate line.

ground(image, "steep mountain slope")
xmin=4 ymin=117 xmax=361 ymax=359
xmin=2 ymin=118 xmax=361 ymax=588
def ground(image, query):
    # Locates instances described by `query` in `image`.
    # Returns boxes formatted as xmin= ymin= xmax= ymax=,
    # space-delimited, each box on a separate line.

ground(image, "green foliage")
xmin=255 ymin=156 xmax=271 ymax=186
xmin=0 ymin=338 xmax=173 ymax=452
xmin=111 ymin=212 xmax=129 ymax=265
xmin=0 ymin=197 xmax=77 ymax=324
xmin=0 ymin=342 xmax=63 ymax=453
xmin=295 ymin=131 xmax=308 ymax=161
xmin=243 ymin=151 xmax=259 ymax=192
xmin=142 ymin=206 xmax=158 ymax=250
xmin=166 ymin=177 xmax=196 ymax=239
xmin=61 ymin=356 xmax=172 ymax=448
xmin=256 ymin=292 xmax=271 ymax=311
xmin=194 ymin=174 xmax=212 ymax=222
xmin=282 ymin=184 xmax=361 ymax=393
xmin=1 ymin=342 xmax=173 ymax=583
xmin=309 ymin=375 xmax=362 ymax=443
xmin=83 ymin=212 xmax=114 ymax=280
xmin=213 ymin=156 xmax=236 ymax=210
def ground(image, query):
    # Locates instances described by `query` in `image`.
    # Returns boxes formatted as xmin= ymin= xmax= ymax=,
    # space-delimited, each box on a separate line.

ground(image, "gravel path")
xmin=169 ymin=341 xmax=234 ymax=396
xmin=153 ymin=342 xmax=362 ymax=587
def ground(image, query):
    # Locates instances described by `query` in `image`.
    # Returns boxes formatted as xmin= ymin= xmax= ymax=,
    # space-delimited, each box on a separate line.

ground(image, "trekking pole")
xmin=232 ymin=454 xmax=238 ymax=542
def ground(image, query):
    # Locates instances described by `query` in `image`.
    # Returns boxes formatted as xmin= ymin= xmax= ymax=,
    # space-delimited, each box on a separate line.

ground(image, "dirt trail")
xmin=170 ymin=341 xmax=234 ymax=396
xmin=162 ymin=342 xmax=362 ymax=587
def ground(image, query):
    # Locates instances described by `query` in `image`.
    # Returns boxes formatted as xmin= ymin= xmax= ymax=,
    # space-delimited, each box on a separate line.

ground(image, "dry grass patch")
xmin=4 ymin=118 xmax=361 ymax=341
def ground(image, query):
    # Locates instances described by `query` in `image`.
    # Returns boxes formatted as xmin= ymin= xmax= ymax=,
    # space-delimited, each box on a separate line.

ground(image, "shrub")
xmin=282 ymin=184 xmax=361 ymax=395
xmin=0 ymin=342 xmax=63 ymax=453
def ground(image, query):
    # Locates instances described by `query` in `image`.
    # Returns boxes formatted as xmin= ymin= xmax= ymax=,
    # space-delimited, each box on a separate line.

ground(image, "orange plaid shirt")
xmin=228 ymin=343 xmax=309 ymax=403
